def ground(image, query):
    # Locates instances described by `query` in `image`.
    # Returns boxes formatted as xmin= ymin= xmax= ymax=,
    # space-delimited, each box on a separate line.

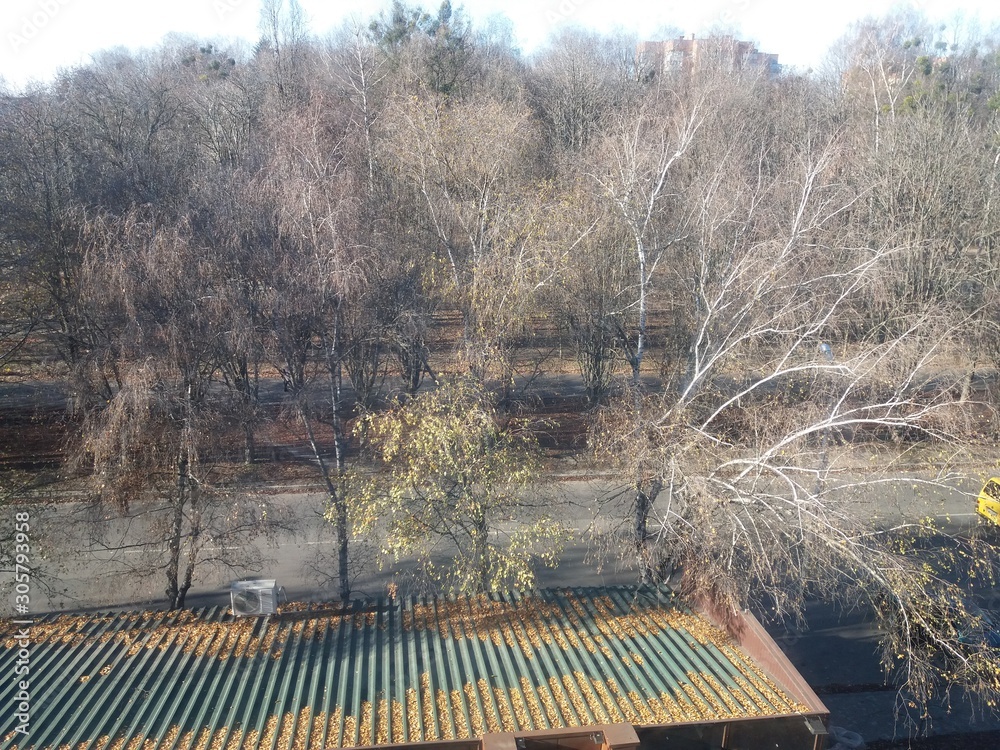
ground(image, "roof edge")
xmin=694 ymin=597 xmax=829 ymax=716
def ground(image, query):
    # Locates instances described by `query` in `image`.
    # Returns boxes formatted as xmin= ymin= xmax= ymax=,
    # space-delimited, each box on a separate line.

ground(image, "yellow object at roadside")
xmin=976 ymin=477 xmax=1000 ymax=525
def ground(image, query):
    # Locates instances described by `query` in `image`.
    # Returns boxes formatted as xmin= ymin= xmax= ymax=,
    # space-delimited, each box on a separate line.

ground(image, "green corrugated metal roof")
xmin=0 ymin=586 xmax=811 ymax=750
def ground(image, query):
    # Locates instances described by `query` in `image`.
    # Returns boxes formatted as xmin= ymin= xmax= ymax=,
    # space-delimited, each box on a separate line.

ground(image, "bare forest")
xmin=5 ymin=0 xmax=1000 ymax=719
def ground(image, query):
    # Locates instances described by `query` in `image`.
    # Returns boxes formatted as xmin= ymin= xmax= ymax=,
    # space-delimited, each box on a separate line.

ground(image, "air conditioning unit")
xmin=231 ymin=579 xmax=280 ymax=616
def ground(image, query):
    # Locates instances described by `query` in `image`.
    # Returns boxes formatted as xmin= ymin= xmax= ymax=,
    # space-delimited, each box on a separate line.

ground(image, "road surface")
xmin=11 ymin=471 xmax=990 ymax=613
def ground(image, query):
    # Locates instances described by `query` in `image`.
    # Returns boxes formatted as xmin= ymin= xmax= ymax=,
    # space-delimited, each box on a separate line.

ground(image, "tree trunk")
xmin=300 ymin=403 xmax=351 ymax=601
xmin=634 ymin=237 xmax=648 ymax=388
xmin=634 ymin=478 xmax=661 ymax=584
xmin=165 ymin=452 xmax=187 ymax=609
xmin=323 ymin=326 xmax=352 ymax=602
xmin=334 ymin=498 xmax=350 ymax=601
xmin=167 ymin=387 xmax=197 ymax=609
xmin=959 ymin=363 xmax=975 ymax=403
xmin=174 ymin=482 xmax=201 ymax=610
xmin=243 ymin=422 xmax=256 ymax=465
xmin=243 ymin=360 xmax=258 ymax=463
xmin=473 ymin=511 xmax=489 ymax=593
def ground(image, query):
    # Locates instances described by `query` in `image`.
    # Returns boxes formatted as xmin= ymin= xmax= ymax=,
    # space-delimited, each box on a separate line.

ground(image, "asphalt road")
xmin=17 ymin=479 xmax=631 ymax=613
xmin=13 ymin=471 xmax=990 ymax=613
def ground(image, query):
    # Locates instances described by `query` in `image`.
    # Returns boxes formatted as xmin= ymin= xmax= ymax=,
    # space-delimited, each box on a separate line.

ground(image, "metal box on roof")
xmin=230 ymin=578 xmax=278 ymax=616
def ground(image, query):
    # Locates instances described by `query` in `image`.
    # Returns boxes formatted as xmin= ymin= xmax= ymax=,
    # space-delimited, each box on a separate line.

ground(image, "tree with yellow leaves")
xmin=347 ymin=378 xmax=568 ymax=594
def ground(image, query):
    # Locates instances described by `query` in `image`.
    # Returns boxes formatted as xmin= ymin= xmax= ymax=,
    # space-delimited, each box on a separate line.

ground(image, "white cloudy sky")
xmin=3 ymin=0 xmax=1000 ymax=89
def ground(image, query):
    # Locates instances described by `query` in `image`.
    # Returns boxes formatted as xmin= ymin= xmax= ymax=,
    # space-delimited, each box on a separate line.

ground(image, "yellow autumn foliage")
xmin=345 ymin=378 xmax=569 ymax=594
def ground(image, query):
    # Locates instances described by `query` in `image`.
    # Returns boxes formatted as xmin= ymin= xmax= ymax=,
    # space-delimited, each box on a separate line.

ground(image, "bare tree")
xmin=545 ymin=175 xmax=624 ymax=404
xmin=194 ymin=175 xmax=273 ymax=464
xmin=257 ymin=0 xmax=311 ymax=103
xmin=0 ymin=91 xmax=119 ymax=405
xmin=586 ymin=87 xmax=702 ymax=388
xmin=261 ymin=93 xmax=372 ymax=600
xmin=831 ymin=11 xmax=932 ymax=155
xmin=384 ymin=90 xmax=556 ymax=399
xmin=593 ymin=111 xmax=1000 ymax=718
xmin=528 ymin=28 xmax=635 ymax=152
xmin=70 ymin=210 xmax=286 ymax=608
xmin=178 ymin=43 xmax=264 ymax=169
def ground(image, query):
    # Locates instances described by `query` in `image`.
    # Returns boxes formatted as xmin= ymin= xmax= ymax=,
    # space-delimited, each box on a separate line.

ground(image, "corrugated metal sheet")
xmin=0 ymin=586 xmax=810 ymax=750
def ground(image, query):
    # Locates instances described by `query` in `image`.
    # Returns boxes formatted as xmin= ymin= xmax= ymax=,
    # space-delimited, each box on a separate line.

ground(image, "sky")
xmin=3 ymin=0 xmax=1000 ymax=90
